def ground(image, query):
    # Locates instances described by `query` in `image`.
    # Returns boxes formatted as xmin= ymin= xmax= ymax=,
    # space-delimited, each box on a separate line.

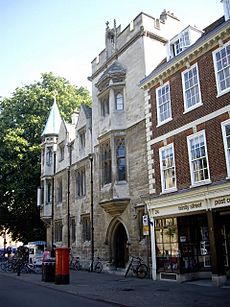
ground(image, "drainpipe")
xmin=89 ymin=153 xmax=94 ymax=271
xmin=67 ymin=141 xmax=72 ymax=249
xmin=51 ymin=149 xmax=56 ymax=247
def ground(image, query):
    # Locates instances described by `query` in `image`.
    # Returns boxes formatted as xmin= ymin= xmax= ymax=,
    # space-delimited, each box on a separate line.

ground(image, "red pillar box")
xmin=55 ymin=247 xmax=70 ymax=284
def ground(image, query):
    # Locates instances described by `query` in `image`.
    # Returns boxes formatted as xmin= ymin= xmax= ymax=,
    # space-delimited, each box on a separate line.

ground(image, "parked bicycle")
xmin=89 ymin=256 xmax=103 ymax=273
xmin=20 ymin=262 xmax=42 ymax=274
xmin=69 ymin=256 xmax=82 ymax=271
xmin=124 ymin=256 xmax=148 ymax=279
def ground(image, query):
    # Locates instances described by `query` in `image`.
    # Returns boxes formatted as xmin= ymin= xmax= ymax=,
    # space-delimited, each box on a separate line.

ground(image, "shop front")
xmin=146 ymin=183 xmax=230 ymax=286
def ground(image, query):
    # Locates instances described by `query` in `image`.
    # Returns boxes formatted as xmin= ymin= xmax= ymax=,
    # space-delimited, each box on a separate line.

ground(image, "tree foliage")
xmin=0 ymin=72 xmax=91 ymax=243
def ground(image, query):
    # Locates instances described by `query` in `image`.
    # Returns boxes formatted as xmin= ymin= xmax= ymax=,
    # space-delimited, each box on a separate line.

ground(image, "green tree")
xmin=0 ymin=72 xmax=91 ymax=243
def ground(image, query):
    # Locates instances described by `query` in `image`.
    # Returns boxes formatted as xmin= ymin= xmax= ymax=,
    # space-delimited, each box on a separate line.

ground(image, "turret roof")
xmin=42 ymin=99 xmax=62 ymax=136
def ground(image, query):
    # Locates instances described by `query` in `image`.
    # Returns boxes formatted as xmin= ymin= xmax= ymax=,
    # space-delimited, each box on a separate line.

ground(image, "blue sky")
xmin=0 ymin=0 xmax=224 ymax=98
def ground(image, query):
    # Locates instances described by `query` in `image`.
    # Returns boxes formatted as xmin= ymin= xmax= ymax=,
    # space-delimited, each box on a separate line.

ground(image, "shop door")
xmin=221 ymin=219 xmax=230 ymax=269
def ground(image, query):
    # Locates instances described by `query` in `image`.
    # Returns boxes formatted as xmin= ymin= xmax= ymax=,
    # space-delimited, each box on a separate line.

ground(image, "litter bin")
xmin=55 ymin=247 xmax=70 ymax=284
xmin=42 ymin=259 xmax=56 ymax=282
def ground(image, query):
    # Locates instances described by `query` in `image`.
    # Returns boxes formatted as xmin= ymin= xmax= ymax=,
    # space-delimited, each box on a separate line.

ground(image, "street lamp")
xmin=88 ymin=153 xmax=94 ymax=271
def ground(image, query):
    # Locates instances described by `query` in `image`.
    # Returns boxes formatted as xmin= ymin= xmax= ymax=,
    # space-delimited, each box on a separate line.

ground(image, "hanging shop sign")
xmin=143 ymin=215 xmax=149 ymax=236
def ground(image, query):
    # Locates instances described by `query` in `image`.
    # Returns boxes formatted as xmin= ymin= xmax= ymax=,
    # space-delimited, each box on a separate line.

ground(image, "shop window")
xmin=187 ymin=130 xmax=210 ymax=186
xmin=213 ymin=41 xmax=230 ymax=96
xmin=159 ymin=143 xmax=177 ymax=192
xmin=182 ymin=63 xmax=202 ymax=112
xmin=178 ymin=215 xmax=211 ymax=272
xmin=155 ymin=217 xmax=179 ymax=273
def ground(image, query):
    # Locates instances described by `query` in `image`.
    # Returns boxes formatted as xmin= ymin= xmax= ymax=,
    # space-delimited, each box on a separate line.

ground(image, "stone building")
xmin=140 ymin=2 xmax=230 ymax=286
xmin=39 ymin=10 xmax=184 ymax=272
xmin=87 ymin=11 xmax=182 ymax=270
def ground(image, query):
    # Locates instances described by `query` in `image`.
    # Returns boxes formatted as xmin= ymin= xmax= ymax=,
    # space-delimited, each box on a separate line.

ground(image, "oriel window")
xmin=115 ymin=92 xmax=124 ymax=111
xmin=116 ymin=138 xmax=126 ymax=181
xmin=101 ymin=141 xmax=112 ymax=185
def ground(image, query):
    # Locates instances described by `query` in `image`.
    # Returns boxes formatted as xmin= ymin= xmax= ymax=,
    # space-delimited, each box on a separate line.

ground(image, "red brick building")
xmin=140 ymin=6 xmax=230 ymax=286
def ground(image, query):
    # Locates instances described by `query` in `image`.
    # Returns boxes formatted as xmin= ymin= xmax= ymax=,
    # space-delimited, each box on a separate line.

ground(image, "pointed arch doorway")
xmin=112 ymin=222 xmax=129 ymax=268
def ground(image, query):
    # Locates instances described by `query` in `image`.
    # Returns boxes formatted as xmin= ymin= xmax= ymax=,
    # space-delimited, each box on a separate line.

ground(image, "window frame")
xmin=71 ymin=218 xmax=76 ymax=243
xmin=79 ymin=129 xmax=86 ymax=149
xmin=75 ymin=168 xmax=86 ymax=198
xmin=221 ymin=119 xmax=230 ymax=178
xmin=116 ymin=138 xmax=126 ymax=181
xmin=156 ymin=81 xmax=172 ymax=126
xmin=159 ymin=143 xmax=177 ymax=193
xmin=101 ymin=94 xmax=110 ymax=116
xmin=213 ymin=41 xmax=230 ymax=97
xmin=56 ymin=178 xmax=63 ymax=203
xmin=82 ymin=215 xmax=91 ymax=242
xmin=115 ymin=91 xmax=124 ymax=111
xmin=46 ymin=146 xmax=53 ymax=166
xmin=182 ymin=63 xmax=202 ymax=113
xmin=187 ymin=130 xmax=211 ymax=186
xmin=46 ymin=180 xmax=51 ymax=204
xmin=101 ymin=141 xmax=112 ymax=186
xmin=54 ymin=221 xmax=63 ymax=243
xmin=59 ymin=143 xmax=65 ymax=161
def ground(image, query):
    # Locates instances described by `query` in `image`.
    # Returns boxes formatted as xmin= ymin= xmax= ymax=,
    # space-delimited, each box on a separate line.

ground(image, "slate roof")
xmin=42 ymin=99 xmax=62 ymax=136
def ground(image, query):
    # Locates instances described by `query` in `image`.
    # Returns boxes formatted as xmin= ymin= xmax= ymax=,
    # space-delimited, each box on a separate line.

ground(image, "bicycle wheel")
xmin=94 ymin=261 xmax=103 ymax=273
xmin=74 ymin=261 xmax=81 ymax=271
xmin=20 ymin=265 xmax=29 ymax=274
xmin=137 ymin=264 xmax=148 ymax=279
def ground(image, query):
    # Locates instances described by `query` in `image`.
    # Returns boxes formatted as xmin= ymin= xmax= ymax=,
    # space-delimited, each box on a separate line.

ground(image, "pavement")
xmin=1 ymin=269 xmax=230 ymax=307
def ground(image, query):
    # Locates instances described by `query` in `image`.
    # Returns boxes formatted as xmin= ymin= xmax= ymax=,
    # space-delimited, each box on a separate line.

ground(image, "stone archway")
xmin=111 ymin=221 xmax=129 ymax=268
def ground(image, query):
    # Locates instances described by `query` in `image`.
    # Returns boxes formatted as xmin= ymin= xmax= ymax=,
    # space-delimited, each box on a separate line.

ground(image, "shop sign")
xmin=213 ymin=196 xmax=230 ymax=209
xmin=177 ymin=202 xmax=202 ymax=212
xmin=143 ymin=215 xmax=149 ymax=236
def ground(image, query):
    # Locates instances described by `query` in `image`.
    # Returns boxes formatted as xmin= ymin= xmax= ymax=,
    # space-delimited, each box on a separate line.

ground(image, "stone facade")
xmin=39 ymin=10 xmax=183 ymax=272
